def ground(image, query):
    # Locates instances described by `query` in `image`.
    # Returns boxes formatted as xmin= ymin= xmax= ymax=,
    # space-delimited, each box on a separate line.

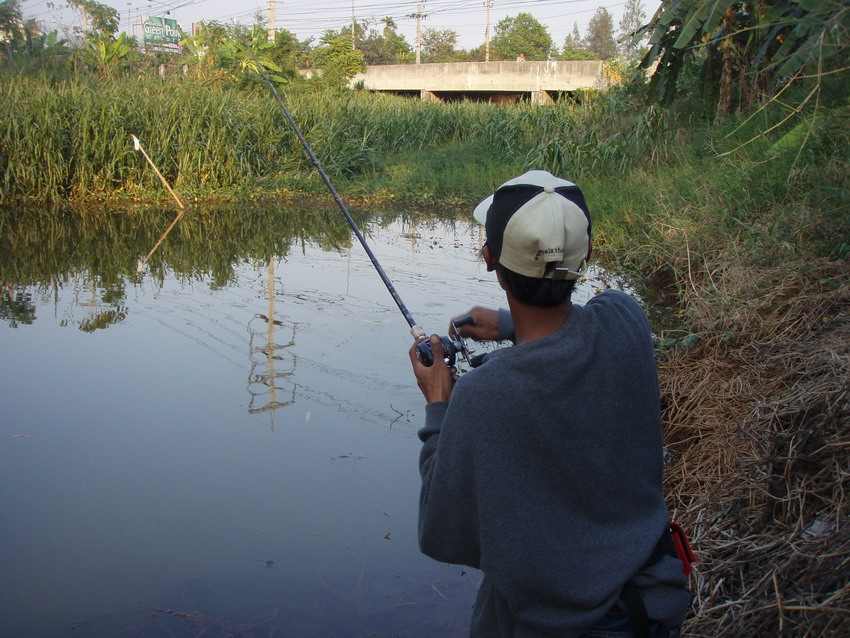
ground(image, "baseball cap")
xmin=473 ymin=170 xmax=591 ymax=280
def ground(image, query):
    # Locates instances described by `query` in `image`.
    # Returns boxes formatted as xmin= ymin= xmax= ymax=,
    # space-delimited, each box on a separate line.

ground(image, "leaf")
xmin=674 ymin=0 xmax=735 ymax=49
xmin=257 ymin=57 xmax=282 ymax=73
xmin=680 ymin=334 xmax=701 ymax=348
xmin=767 ymin=117 xmax=817 ymax=157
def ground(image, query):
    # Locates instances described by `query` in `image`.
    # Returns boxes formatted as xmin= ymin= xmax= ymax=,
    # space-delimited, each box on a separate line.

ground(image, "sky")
xmin=20 ymin=0 xmax=659 ymax=52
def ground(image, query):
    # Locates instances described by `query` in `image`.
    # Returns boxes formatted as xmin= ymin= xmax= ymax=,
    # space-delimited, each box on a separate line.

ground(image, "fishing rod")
xmin=251 ymin=63 xmax=470 ymax=367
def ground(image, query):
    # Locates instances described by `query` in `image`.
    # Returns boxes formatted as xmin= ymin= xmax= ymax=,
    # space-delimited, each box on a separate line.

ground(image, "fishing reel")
xmin=416 ymin=316 xmax=477 ymax=368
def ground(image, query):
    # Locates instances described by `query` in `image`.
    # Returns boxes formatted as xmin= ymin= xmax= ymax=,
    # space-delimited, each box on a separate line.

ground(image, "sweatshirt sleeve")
xmin=416 ymin=383 xmax=483 ymax=569
xmin=497 ymin=307 xmax=516 ymax=343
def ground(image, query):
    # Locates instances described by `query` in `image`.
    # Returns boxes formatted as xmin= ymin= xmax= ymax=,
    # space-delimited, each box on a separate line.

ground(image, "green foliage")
xmin=1 ymin=1 xmax=70 ymax=74
xmin=421 ymin=28 xmax=459 ymax=62
xmin=560 ymin=22 xmax=597 ymax=60
xmin=618 ymin=0 xmax=648 ymax=61
xmin=267 ymin=29 xmax=304 ymax=75
xmin=0 ymin=0 xmax=23 ymax=46
xmin=585 ymin=7 xmax=618 ymax=61
xmin=563 ymin=23 xmax=584 ymax=51
xmin=560 ymin=48 xmax=598 ymax=61
xmin=360 ymin=17 xmax=413 ymax=64
xmin=491 ymin=13 xmax=554 ymax=60
xmin=0 ymin=75 xmax=300 ymax=203
xmin=639 ymin=0 xmax=850 ymax=116
xmin=2 ymin=64 xmax=846 ymax=273
xmin=81 ymin=32 xmax=131 ymax=76
xmin=327 ymin=17 xmax=412 ymax=65
xmin=68 ymin=0 xmax=119 ymax=41
xmin=314 ymin=33 xmax=365 ymax=83
xmin=181 ymin=22 xmax=293 ymax=87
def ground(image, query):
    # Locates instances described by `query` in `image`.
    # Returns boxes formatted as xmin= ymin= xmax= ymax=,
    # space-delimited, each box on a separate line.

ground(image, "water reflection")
xmin=0 ymin=285 xmax=36 ymax=327
xmin=247 ymin=259 xmax=298 ymax=430
xmin=0 ymin=202 xmax=495 ymax=638
xmin=1 ymin=203 xmax=634 ymax=636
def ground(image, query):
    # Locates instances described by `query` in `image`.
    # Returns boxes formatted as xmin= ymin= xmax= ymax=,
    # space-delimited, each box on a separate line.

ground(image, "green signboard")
xmin=142 ymin=15 xmax=182 ymax=53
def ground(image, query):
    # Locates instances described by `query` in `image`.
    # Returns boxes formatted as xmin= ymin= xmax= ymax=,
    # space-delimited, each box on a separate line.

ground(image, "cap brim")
xmin=473 ymin=195 xmax=493 ymax=225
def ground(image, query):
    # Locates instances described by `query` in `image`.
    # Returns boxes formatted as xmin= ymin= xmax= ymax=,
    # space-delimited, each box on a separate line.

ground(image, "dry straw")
xmin=659 ymin=256 xmax=849 ymax=636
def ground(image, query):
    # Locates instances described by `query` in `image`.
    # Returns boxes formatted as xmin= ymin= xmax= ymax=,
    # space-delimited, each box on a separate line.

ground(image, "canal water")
xmin=0 ymin=203 xmax=622 ymax=637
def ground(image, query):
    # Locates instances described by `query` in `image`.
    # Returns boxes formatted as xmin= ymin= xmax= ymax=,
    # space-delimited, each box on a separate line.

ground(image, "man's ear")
xmin=482 ymin=244 xmax=498 ymax=272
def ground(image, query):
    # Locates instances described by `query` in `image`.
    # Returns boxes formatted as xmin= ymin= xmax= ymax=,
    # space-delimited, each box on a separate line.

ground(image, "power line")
xmin=21 ymin=0 xmax=630 ymax=51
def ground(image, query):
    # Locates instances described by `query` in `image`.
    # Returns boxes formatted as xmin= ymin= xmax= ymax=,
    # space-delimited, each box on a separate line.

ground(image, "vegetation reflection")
xmin=0 ymin=203 xmax=464 ymax=331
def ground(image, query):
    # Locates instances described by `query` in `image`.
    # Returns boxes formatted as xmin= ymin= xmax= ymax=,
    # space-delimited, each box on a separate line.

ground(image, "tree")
xmin=314 ymin=32 xmax=365 ymax=82
xmin=562 ymin=22 xmax=584 ymax=51
xmin=266 ymin=28 xmax=303 ymax=77
xmin=618 ymin=0 xmax=647 ymax=61
xmin=421 ymin=27 xmax=458 ymax=62
xmin=562 ymin=21 xmax=596 ymax=60
xmin=358 ymin=17 xmax=412 ymax=64
xmin=1 ymin=0 xmax=24 ymax=68
xmin=585 ymin=7 xmax=617 ymax=61
xmin=2 ymin=0 xmax=72 ymax=72
xmin=67 ymin=0 xmax=119 ymax=42
xmin=491 ymin=12 xmax=553 ymax=60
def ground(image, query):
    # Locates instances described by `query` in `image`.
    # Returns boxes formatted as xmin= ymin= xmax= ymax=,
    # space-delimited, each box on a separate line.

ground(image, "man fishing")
xmin=408 ymin=170 xmax=691 ymax=637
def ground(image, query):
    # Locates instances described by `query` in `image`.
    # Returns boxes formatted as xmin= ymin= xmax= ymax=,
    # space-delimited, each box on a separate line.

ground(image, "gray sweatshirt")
xmin=418 ymin=290 xmax=690 ymax=637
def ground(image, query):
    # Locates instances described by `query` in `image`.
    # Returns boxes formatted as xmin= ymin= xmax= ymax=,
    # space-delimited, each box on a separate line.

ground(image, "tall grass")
xmin=3 ymin=70 xmax=846 ymax=269
xmin=1 ymin=72 xmax=673 ymax=205
xmin=2 ymin=74 xmax=296 ymax=203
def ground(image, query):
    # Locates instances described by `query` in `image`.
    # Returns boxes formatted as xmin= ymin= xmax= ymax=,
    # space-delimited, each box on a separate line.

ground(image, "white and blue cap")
xmin=473 ymin=170 xmax=591 ymax=280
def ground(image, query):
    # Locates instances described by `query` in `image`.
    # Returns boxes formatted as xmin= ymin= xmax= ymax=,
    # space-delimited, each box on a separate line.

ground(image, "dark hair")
xmin=497 ymin=264 xmax=576 ymax=307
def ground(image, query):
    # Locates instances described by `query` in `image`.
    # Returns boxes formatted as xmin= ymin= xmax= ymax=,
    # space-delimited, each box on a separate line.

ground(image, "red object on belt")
xmin=669 ymin=521 xmax=697 ymax=577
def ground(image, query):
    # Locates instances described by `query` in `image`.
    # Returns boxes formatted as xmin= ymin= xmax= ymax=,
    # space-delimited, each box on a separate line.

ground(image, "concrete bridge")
xmin=350 ymin=60 xmax=607 ymax=104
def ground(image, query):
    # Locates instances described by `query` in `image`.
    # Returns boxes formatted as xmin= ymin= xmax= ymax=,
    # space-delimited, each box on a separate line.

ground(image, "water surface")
xmin=0 ymin=203 xmax=612 ymax=637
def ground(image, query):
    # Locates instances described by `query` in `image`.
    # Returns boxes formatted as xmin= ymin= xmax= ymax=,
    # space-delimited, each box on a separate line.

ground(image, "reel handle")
xmin=416 ymin=315 xmax=480 ymax=367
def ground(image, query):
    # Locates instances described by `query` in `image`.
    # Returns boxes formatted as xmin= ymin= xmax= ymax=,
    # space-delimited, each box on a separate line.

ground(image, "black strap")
xmin=619 ymin=529 xmax=678 ymax=638
xmin=621 ymin=581 xmax=651 ymax=638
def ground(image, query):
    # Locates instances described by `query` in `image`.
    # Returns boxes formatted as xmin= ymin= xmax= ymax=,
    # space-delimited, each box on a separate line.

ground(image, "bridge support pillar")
xmin=421 ymin=90 xmax=442 ymax=103
xmin=531 ymin=90 xmax=554 ymax=105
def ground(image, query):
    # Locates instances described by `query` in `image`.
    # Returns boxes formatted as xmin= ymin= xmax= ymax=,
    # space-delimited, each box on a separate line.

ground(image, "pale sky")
xmin=21 ymin=0 xmax=659 ymax=53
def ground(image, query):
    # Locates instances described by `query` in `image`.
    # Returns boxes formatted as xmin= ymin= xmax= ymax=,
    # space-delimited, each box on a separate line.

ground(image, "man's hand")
xmin=409 ymin=335 xmax=457 ymax=403
xmin=451 ymin=306 xmax=500 ymax=341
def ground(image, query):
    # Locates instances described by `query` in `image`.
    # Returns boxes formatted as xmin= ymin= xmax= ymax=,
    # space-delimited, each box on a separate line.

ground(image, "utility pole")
xmin=267 ymin=0 xmax=275 ymax=43
xmin=484 ymin=0 xmax=492 ymax=62
xmin=407 ymin=2 xmax=427 ymax=64
xmin=351 ymin=0 xmax=356 ymax=49
xmin=415 ymin=3 xmax=422 ymax=64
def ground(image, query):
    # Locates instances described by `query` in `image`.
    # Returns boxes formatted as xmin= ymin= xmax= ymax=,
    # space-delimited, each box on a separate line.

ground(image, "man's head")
xmin=474 ymin=170 xmax=592 ymax=307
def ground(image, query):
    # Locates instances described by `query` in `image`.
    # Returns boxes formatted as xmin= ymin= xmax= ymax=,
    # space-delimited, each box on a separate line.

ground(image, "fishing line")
xmin=250 ymin=57 xmax=472 ymax=366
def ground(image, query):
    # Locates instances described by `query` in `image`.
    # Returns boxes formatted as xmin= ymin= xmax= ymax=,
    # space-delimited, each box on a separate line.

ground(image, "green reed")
xmin=1 ymin=72 xmax=673 ymax=206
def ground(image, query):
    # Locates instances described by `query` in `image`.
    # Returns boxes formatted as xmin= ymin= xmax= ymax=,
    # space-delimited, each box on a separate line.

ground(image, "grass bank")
xmin=1 ymin=73 xmax=668 ymax=206
xmin=590 ymin=93 xmax=849 ymax=634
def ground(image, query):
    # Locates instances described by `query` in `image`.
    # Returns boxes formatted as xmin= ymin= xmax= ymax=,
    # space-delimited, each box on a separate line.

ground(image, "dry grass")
xmin=659 ymin=258 xmax=849 ymax=636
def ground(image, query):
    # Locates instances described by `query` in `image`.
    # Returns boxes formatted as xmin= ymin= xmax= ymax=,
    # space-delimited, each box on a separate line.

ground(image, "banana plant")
xmin=637 ymin=0 xmax=850 ymax=113
xmin=181 ymin=22 xmax=286 ymax=84
xmin=221 ymin=28 xmax=286 ymax=83
xmin=82 ymin=31 xmax=131 ymax=76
